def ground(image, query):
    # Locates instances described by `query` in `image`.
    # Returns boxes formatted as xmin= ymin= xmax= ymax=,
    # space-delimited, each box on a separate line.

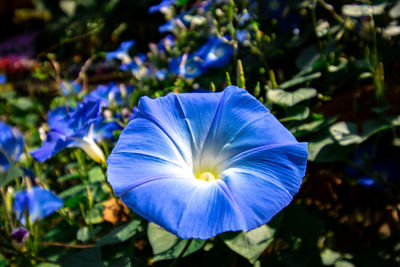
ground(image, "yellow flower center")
xmin=197 ymin=172 xmax=216 ymax=182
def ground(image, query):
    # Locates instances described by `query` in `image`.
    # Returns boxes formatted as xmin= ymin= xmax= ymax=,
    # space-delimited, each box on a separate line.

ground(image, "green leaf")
xmin=0 ymin=165 xmax=23 ymax=187
xmin=96 ymin=219 xmax=141 ymax=247
xmin=59 ymin=184 xmax=86 ymax=200
xmin=295 ymin=45 xmax=320 ymax=75
xmin=108 ymin=256 xmax=132 ymax=267
xmin=342 ymin=3 xmax=387 ymax=17
xmin=329 ymin=122 xmax=363 ymax=146
xmin=330 ymin=120 xmax=392 ymax=146
xmin=308 ymin=129 xmax=352 ymax=162
xmin=321 ymin=249 xmax=342 ymax=265
xmin=267 ymin=88 xmax=317 ymax=107
xmin=10 ymin=97 xmax=34 ymax=111
xmin=290 ymin=117 xmax=336 ymax=136
xmin=221 ymin=224 xmax=276 ymax=263
xmin=77 ymin=227 xmax=91 ymax=243
xmin=84 ymin=204 xmax=104 ymax=225
xmin=59 ymin=0 xmax=77 ymax=17
xmin=327 ymin=58 xmax=348 ymax=73
xmin=390 ymin=0 xmax=400 ymax=18
xmin=58 ymin=172 xmax=81 ymax=182
xmin=280 ymin=106 xmax=310 ymax=122
xmin=88 ymin=167 xmax=105 ymax=183
xmin=62 ymin=247 xmax=105 ymax=267
xmin=177 ymin=0 xmax=190 ymax=5
xmin=279 ymin=72 xmax=321 ymax=89
xmin=147 ymin=222 xmax=205 ymax=262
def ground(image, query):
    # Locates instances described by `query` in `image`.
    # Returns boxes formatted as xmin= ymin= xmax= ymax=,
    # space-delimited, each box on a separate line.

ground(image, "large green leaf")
xmin=308 ymin=129 xmax=352 ymax=162
xmin=330 ymin=120 xmax=392 ymax=146
xmin=96 ymin=219 xmax=141 ymax=247
xmin=147 ymin=222 xmax=205 ymax=262
xmin=0 ymin=165 xmax=23 ymax=187
xmin=221 ymin=224 xmax=276 ymax=263
xmin=267 ymin=88 xmax=317 ymax=107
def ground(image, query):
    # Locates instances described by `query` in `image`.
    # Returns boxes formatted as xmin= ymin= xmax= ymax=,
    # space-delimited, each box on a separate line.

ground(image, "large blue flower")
xmin=0 ymin=122 xmax=24 ymax=172
xmin=31 ymin=100 xmax=121 ymax=163
xmin=13 ymin=186 xmax=63 ymax=224
xmin=107 ymin=86 xmax=308 ymax=239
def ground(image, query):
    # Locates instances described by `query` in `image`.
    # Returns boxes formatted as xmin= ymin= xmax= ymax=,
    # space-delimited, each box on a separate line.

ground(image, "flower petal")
xmin=13 ymin=186 xmax=63 ymax=223
xmin=107 ymin=115 xmax=193 ymax=195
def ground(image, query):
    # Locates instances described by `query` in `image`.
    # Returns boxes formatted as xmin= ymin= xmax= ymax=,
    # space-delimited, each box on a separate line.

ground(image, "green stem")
xmin=310 ymin=0 xmax=328 ymax=65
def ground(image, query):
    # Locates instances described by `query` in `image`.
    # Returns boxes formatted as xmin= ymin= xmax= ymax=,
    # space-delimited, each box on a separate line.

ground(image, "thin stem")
xmin=317 ymin=0 xmax=347 ymax=28
xmin=0 ymin=187 xmax=13 ymax=234
xmin=40 ymin=241 xmax=94 ymax=249
xmin=310 ymin=0 xmax=328 ymax=65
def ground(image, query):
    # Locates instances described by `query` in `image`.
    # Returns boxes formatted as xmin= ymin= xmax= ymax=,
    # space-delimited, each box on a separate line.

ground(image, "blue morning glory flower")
xmin=31 ymin=101 xmax=121 ymax=163
xmin=195 ymin=37 xmax=234 ymax=70
xmin=158 ymin=20 xmax=175 ymax=33
xmin=149 ymin=0 xmax=176 ymax=14
xmin=0 ymin=122 xmax=24 ymax=172
xmin=157 ymin=34 xmax=175 ymax=51
xmin=13 ymin=186 xmax=63 ymax=224
xmin=59 ymin=80 xmax=81 ymax=96
xmin=236 ymin=30 xmax=249 ymax=44
xmin=169 ymin=37 xmax=234 ymax=78
xmin=169 ymin=53 xmax=204 ymax=78
xmin=107 ymin=86 xmax=308 ymax=239
xmin=120 ymin=53 xmax=147 ymax=74
xmin=84 ymin=82 xmax=134 ymax=106
xmin=0 ymin=74 xmax=6 ymax=84
xmin=106 ymin=40 xmax=135 ymax=62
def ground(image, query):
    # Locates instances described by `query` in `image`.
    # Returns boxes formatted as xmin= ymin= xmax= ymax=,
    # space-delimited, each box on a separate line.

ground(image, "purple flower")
xmin=11 ymin=227 xmax=29 ymax=250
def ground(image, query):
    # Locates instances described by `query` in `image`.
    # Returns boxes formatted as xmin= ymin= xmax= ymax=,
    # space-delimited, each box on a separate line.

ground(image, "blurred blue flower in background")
xmin=0 ymin=74 xmax=6 ymax=84
xmin=31 ymin=101 xmax=121 ymax=164
xmin=107 ymin=86 xmax=308 ymax=239
xmin=195 ymin=36 xmax=234 ymax=70
xmin=13 ymin=186 xmax=63 ymax=224
xmin=169 ymin=53 xmax=204 ymax=78
xmin=84 ymin=82 xmax=134 ymax=106
xmin=149 ymin=0 xmax=176 ymax=14
xmin=157 ymin=34 xmax=175 ymax=51
xmin=59 ymin=80 xmax=82 ymax=96
xmin=106 ymin=40 xmax=135 ymax=63
xmin=169 ymin=36 xmax=233 ymax=78
xmin=120 ymin=54 xmax=147 ymax=77
xmin=0 ymin=122 xmax=24 ymax=172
